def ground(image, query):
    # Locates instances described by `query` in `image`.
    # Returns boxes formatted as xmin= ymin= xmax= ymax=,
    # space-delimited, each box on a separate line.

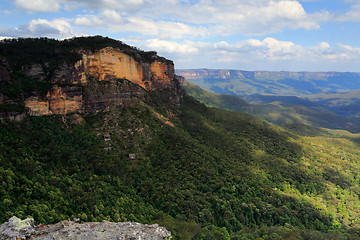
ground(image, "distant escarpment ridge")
xmin=0 ymin=36 xmax=183 ymax=120
xmin=176 ymin=68 xmax=360 ymax=119
xmin=176 ymin=68 xmax=360 ymax=96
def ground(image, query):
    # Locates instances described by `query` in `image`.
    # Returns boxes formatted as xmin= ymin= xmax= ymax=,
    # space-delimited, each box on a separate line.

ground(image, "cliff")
xmin=0 ymin=216 xmax=171 ymax=240
xmin=0 ymin=37 xmax=182 ymax=118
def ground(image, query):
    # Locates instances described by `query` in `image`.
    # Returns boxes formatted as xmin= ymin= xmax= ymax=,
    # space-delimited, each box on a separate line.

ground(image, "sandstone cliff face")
xmin=39 ymin=47 xmax=175 ymax=90
xmin=75 ymin=47 xmax=176 ymax=90
xmin=76 ymin=47 xmax=146 ymax=86
xmin=19 ymin=47 xmax=180 ymax=116
xmin=25 ymin=86 xmax=83 ymax=116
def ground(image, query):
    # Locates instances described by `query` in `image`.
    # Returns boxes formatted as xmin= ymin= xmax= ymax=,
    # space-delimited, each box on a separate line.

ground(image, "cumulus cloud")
xmin=214 ymin=38 xmax=300 ymax=60
xmin=124 ymin=37 xmax=360 ymax=71
xmin=14 ymin=0 xmax=61 ymax=12
xmin=74 ymin=15 xmax=104 ymax=27
xmin=8 ymin=0 xmax=360 ymax=71
xmin=142 ymin=0 xmax=329 ymax=35
xmin=66 ymin=0 xmax=147 ymax=11
xmin=12 ymin=0 xmax=329 ymax=36
xmin=0 ymin=18 xmax=74 ymax=38
xmin=14 ymin=0 xmax=147 ymax=12
xmin=209 ymin=0 xmax=327 ymax=35
xmin=310 ymin=42 xmax=335 ymax=56
xmin=144 ymin=39 xmax=198 ymax=54
xmin=74 ymin=10 xmax=207 ymax=39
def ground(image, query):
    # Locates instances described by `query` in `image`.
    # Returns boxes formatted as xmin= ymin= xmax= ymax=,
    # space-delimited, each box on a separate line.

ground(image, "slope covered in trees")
xmin=1 ymin=37 xmax=360 ymax=240
xmin=1 ymin=95 xmax=360 ymax=239
xmin=181 ymin=80 xmax=360 ymax=134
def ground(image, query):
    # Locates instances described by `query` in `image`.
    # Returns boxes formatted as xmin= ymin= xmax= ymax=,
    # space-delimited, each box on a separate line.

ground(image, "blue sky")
xmin=1 ymin=0 xmax=360 ymax=72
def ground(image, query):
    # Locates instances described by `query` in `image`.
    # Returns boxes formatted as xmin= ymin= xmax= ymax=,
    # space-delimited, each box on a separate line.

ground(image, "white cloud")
xmin=74 ymin=15 xmax=103 ymax=26
xmin=144 ymin=39 xmax=198 ymax=54
xmin=12 ymin=0 xmax=329 ymax=36
xmin=148 ymin=0 xmax=329 ymax=35
xmin=70 ymin=0 xmax=324 ymax=38
xmin=74 ymin=10 xmax=207 ymax=39
xmin=14 ymin=0 xmax=147 ymax=12
xmin=337 ymin=43 xmax=360 ymax=60
xmin=65 ymin=0 xmax=147 ymax=11
xmin=214 ymin=38 xmax=300 ymax=60
xmin=311 ymin=42 xmax=334 ymax=55
xmin=123 ymin=37 xmax=360 ymax=71
xmin=0 ymin=36 xmax=12 ymax=41
xmin=8 ymin=0 xmax=360 ymax=71
xmin=338 ymin=43 xmax=360 ymax=53
xmin=337 ymin=1 xmax=360 ymax=21
xmin=0 ymin=18 xmax=74 ymax=38
xmin=14 ymin=0 xmax=61 ymax=12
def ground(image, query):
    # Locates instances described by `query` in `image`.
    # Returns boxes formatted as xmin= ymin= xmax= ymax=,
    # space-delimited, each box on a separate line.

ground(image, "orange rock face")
xmin=49 ymin=85 xmax=83 ymax=115
xmin=24 ymin=96 xmax=51 ymax=116
xmin=74 ymin=47 xmax=174 ymax=90
xmin=75 ymin=47 xmax=145 ymax=87
xmin=23 ymin=47 xmax=179 ymax=116
xmin=25 ymin=86 xmax=83 ymax=115
xmin=150 ymin=61 xmax=173 ymax=88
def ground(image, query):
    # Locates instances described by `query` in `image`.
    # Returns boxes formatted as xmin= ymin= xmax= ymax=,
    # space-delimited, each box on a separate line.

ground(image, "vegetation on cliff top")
xmin=0 ymin=36 xmax=166 ymax=70
xmin=0 ymin=36 xmax=173 ymax=110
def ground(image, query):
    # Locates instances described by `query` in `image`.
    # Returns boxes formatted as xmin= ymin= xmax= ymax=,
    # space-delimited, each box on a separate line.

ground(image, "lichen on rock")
xmin=0 ymin=217 xmax=171 ymax=240
xmin=0 ymin=216 xmax=36 ymax=239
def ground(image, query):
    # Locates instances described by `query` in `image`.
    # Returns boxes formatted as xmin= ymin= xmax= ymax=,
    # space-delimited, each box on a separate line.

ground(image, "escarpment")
xmin=0 ymin=37 xmax=182 ymax=118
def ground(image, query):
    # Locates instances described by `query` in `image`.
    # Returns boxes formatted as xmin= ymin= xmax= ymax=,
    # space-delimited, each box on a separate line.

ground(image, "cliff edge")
xmin=0 ymin=216 xmax=171 ymax=240
xmin=0 ymin=36 xmax=183 ymax=119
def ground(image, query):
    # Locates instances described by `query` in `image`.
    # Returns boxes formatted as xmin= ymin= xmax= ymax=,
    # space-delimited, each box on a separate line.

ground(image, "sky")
xmin=1 ymin=0 xmax=360 ymax=72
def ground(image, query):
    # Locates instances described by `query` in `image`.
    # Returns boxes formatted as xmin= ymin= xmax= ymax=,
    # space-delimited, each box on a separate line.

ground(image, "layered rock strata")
xmin=2 ymin=46 xmax=181 ymax=116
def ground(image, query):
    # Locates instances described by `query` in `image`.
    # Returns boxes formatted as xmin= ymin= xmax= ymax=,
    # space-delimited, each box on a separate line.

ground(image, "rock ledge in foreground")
xmin=0 ymin=216 xmax=171 ymax=240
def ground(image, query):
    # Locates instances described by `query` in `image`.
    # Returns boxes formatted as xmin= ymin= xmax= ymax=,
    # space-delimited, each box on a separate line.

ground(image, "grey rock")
xmin=0 ymin=216 xmax=36 ymax=239
xmin=0 ymin=217 xmax=171 ymax=240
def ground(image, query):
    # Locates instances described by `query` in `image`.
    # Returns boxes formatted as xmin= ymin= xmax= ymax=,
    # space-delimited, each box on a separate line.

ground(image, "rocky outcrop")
xmin=19 ymin=46 xmax=180 ymax=116
xmin=0 ymin=216 xmax=36 ymax=239
xmin=73 ymin=47 xmax=175 ymax=90
xmin=0 ymin=217 xmax=171 ymax=240
xmin=25 ymin=85 xmax=83 ymax=116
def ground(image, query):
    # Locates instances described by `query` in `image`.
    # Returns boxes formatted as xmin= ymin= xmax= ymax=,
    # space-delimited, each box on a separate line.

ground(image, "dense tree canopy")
xmin=1 ymin=96 xmax=360 ymax=239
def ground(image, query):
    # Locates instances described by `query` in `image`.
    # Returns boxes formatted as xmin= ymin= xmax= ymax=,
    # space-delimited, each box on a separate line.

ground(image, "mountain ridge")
xmin=2 ymin=37 xmax=360 ymax=239
xmin=176 ymin=68 xmax=360 ymax=120
xmin=176 ymin=68 xmax=360 ymax=96
xmin=0 ymin=36 xmax=182 ymax=120
xmin=181 ymin=80 xmax=360 ymax=133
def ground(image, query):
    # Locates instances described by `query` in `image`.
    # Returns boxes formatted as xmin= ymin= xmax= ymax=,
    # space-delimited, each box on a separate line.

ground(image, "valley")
xmin=176 ymin=69 xmax=360 ymax=120
xmin=1 ymin=37 xmax=360 ymax=239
